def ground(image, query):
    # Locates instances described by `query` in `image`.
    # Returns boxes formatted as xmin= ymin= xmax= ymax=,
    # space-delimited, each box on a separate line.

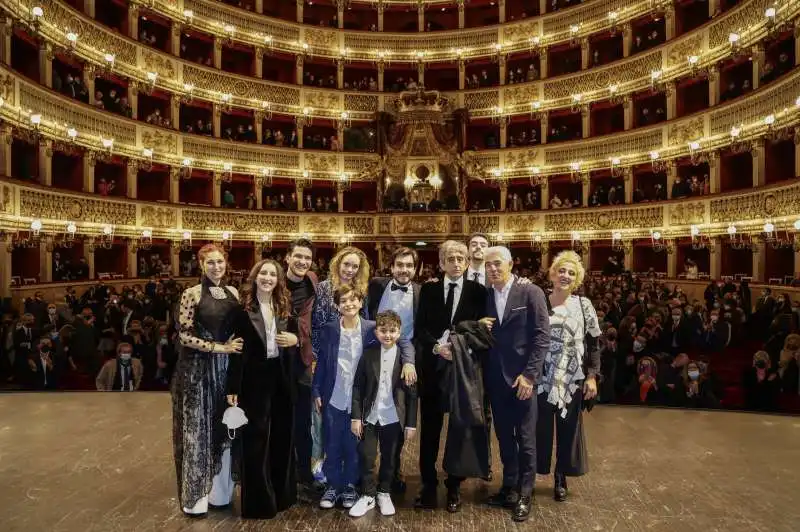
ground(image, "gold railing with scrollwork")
xmin=2 ymin=0 xmax=793 ymax=122
xmin=3 ymin=60 xmax=800 ymax=180
xmin=0 ymin=177 xmax=798 ymax=244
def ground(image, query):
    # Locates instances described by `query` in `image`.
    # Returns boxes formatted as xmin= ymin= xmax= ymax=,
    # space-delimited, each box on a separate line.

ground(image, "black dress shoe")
xmin=487 ymin=487 xmax=518 ymax=508
xmin=446 ymin=491 xmax=461 ymax=513
xmin=481 ymin=470 xmax=494 ymax=482
xmin=208 ymin=503 xmax=231 ymax=510
xmin=391 ymin=478 xmax=407 ymax=494
xmin=554 ymin=473 xmax=568 ymax=502
xmin=414 ymin=488 xmax=438 ymax=509
xmin=512 ymin=495 xmax=532 ymax=522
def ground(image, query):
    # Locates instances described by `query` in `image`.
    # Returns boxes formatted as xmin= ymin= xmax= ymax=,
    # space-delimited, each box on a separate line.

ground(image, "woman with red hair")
xmin=172 ymin=243 xmax=244 ymax=518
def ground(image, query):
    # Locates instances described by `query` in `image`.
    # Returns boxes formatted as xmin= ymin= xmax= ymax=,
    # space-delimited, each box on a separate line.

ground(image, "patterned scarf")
xmin=538 ymin=296 xmax=585 ymax=418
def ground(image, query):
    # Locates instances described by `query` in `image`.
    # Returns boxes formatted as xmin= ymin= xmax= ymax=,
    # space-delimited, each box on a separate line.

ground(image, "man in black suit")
xmin=465 ymin=232 xmax=489 ymax=287
xmin=44 ymin=304 xmax=65 ymax=331
xmin=28 ymin=335 xmax=58 ymax=390
xmin=366 ymin=246 xmax=420 ymax=493
xmin=483 ymin=246 xmax=549 ymax=523
xmin=414 ymin=240 xmax=487 ymax=512
xmin=12 ymin=314 xmax=38 ymax=384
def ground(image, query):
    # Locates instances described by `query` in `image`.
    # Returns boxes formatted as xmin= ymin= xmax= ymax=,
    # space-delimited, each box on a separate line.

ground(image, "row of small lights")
xmin=24 ymin=4 xmax=783 ymax=119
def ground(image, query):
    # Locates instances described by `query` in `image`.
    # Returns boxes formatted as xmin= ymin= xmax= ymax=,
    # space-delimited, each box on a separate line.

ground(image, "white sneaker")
xmin=349 ymin=495 xmax=376 ymax=517
xmin=377 ymin=492 xmax=395 ymax=516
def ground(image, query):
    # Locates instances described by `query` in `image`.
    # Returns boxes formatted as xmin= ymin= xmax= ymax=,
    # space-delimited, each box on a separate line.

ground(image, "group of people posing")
xmin=171 ymin=234 xmax=601 ymax=523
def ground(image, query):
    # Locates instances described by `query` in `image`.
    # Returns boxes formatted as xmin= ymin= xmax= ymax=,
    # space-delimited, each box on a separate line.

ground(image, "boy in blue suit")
xmin=311 ymin=286 xmax=415 ymax=511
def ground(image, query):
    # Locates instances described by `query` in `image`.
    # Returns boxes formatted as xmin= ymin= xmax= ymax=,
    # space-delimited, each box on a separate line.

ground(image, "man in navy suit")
xmin=366 ymin=246 xmax=420 ymax=492
xmin=414 ymin=240 xmax=487 ymax=512
xmin=483 ymin=246 xmax=549 ymax=522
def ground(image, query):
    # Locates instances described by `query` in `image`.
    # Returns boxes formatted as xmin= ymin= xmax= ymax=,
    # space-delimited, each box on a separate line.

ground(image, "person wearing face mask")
xmin=703 ymin=311 xmax=730 ymax=352
xmin=45 ymin=304 xmax=65 ymax=330
xmin=743 ymin=351 xmax=779 ymax=411
xmin=28 ymin=336 xmax=58 ymax=390
xmin=226 ymin=259 xmax=300 ymax=519
xmin=155 ymin=324 xmax=176 ymax=387
xmin=96 ymin=342 xmax=142 ymax=391
xmin=598 ymin=328 xmax=619 ymax=403
xmin=172 ymin=243 xmax=244 ymax=518
xmin=659 ymin=352 xmax=689 ymax=406
xmin=666 ymin=307 xmax=693 ymax=356
xmin=12 ymin=314 xmax=38 ymax=384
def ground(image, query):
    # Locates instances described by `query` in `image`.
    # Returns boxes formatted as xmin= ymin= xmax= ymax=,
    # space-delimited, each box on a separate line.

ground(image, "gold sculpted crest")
xmin=395 ymin=216 xmax=447 ymax=234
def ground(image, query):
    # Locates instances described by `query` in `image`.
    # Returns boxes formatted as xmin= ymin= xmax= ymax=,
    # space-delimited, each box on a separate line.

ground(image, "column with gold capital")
xmin=752 ymin=44 xmax=764 ymax=90
xmin=539 ymin=51 xmax=548 ymax=80
xmin=665 ymin=82 xmax=676 ymax=120
xmin=128 ymin=5 xmax=139 ymax=41
xmin=708 ymin=65 xmax=720 ymax=107
xmin=581 ymin=241 xmax=591 ymax=272
xmin=0 ymin=125 xmax=11 ymax=177
xmin=296 ymin=55 xmax=304 ymax=85
xmin=212 ymin=103 xmax=222 ymax=138
xmin=85 ymin=239 xmax=97 ymax=280
xmin=83 ymin=65 xmax=96 ymax=106
xmin=212 ymin=173 xmax=223 ymax=207
xmin=126 ymin=159 xmax=138 ymax=199
xmin=580 ymin=38 xmax=590 ymax=70
xmin=581 ymin=177 xmax=590 ymax=207
xmin=794 ymin=129 xmax=800 ymax=180
xmin=38 ymin=140 xmax=53 ymax=187
xmin=127 ymin=238 xmax=139 ymax=278
xmin=623 ymin=241 xmax=633 ymax=271
xmin=623 ymin=96 xmax=633 ymax=130
xmin=622 ymin=23 xmax=632 ymax=58
xmin=255 ymin=0 xmax=263 ymax=14
xmin=752 ymin=238 xmax=766 ymax=282
xmin=83 ymin=151 xmax=96 ymax=193
xmin=170 ymin=240 xmax=181 ymax=277
xmin=377 ymin=0 xmax=385 ymax=31
xmin=457 ymin=0 xmax=465 ymax=29
xmin=296 ymin=0 xmax=304 ymax=23
xmin=708 ymin=0 xmax=720 ymax=17
xmin=39 ymin=43 xmax=53 ymax=88
xmin=40 ymin=236 xmax=53 ymax=283
xmin=498 ymin=0 xmax=506 ymax=23
xmin=336 ymin=182 xmax=345 ymax=213
xmin=665 ymin=161 xmax=676 ymax=199
xmin=708 ymin=151 xmax=720 ymax=193
xmin=377 ymin=62 xmax=385 ymax=92
xmin=213 ymin=37 xmax=222 ymax=70
xmin=336 ymin=0 xmax=345 ymax=28
xmin=581 ymin=105 xmax=590 ymax=138
xmin=499 ymin=54 xmax=507 ymax=86
xmin=128 ymin=82 xmax=139 ymax=120
xmin=336 ymin=58 xmax=345 ymax=89
xmin=83 ymin=0 xmax=96 ymax=18
xmin=254 ymin=111 xmax=264 ymax=144
xmin=623 ymin=168 xmax=633 ymax=204
xmin=751 ymin=139 xmax=766 ymax=187
xmin=255 ymin=47 xmax=264 ymax=78
xmin=794 ymin=247 xmax=800 ymax=281
xmin=540 ymin=178 xmax=550 ymax=210
xmin=0 ymin=17 xmax=10 ymax=65
xmin=170 ymin=22 xmax=182 ymax=57
xmin=667 ymin=242 xmax=678 ymax=278
xmin=296 ymin=182 xmax=305 ymax=212
xmin=499 ymin=182 xmax=508 ymax=211
xmin=664 ymin=5 xmax=676 ymax=40
xmin=709 ymin=238 xmax=722 ymax=280
xmin=458 ymin=58 xmax=465 ymax=90
xmin=170 ymin=94 xmax=181 ymax=131
xmin=0 ymin=234 xmax=12 ymax=299
xmin=169 ymin=166 xmax=181 ymax=204
xmin=417 ymin=0 xmax=425 ymax=31
xmin=540 ymin=245 xmax=550 ymax=272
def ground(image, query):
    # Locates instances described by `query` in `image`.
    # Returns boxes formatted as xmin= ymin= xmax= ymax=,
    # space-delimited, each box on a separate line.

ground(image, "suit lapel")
xmin=248 ymin=307 xmax=268 ymax=348
xmin=501 ymin=279 xmax=519 ymax=325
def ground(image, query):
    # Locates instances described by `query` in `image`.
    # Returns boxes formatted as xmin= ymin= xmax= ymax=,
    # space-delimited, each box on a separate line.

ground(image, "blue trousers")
xmin=322 ymin=404 xmax=360 ymax=491
xmin=488 ymin=379 xmax=538 ymax=496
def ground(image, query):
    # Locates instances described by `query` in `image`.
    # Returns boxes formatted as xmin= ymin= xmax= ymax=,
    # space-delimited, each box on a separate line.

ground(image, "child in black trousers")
xmin=349 ymin=310 xmax=417 ymax=517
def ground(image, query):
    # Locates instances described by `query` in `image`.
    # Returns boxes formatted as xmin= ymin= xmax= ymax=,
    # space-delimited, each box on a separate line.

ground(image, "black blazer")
xmin=351 ymin=345 xmax=418 ymax=429
xmin=227 ymin=305 xmax=296 ymax=401
xmin=366 ymin=277 xmax=420 ymax=321
xmin=415 ymin=278 xmax=487 ymax=393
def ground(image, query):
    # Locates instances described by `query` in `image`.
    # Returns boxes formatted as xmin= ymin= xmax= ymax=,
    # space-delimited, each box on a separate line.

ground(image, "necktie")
xmin=445 ymin=282 xmax=457 ymax=324
xmin=473 ymin=272 xmax=480 ymax=283
xmin=391 ymin=283 xmax=408 ymax=292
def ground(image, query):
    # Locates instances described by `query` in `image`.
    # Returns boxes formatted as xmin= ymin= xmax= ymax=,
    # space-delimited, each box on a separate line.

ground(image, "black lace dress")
xmin=171 ymin=277 xmax=239 ymax=510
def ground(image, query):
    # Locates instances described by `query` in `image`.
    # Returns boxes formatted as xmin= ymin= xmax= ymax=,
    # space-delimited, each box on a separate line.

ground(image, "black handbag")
xmin=578 ymin=297 xmax=598 ymax=412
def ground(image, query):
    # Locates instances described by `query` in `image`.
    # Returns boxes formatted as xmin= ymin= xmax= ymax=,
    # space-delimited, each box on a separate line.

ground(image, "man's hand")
xmin=401 ymin=363 xmax=417 ymax=385
xmin=516 ymin=277 xmax=532 ymax=286
xmin=435 ymin=343 xmax=453 ymax=361
xmin=478 ymin=317 xmax=496 ymax=331
xmin=512 ymin=374 xmax=534 ymax=400
xmin=405 ymin=427 xmax=417 ymax=441
xmin=583 ymin=377 xmax=597 ymax=400
xmin=351 ymin=419 xmax=363 ymax=439
xmin=314 ymin=397 xmax=322 ymax=413
xmin=276 ymin=332 xmax=298 ymax=348
xmin=226 ymin=394 xmax=238 ymax=406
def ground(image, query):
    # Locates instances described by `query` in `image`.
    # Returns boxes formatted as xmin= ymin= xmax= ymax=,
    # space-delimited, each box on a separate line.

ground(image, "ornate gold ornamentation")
xmin=669 ymin=202 xmax=705 ymax=226
xmin=468 ymin=216 xmax=499 ymax=234
xmin=505 ymin=214 xmax=539 ymax=233
xmin=140 ymin=205 xmax=177 ymax=228
xmin=464 ymin=91 xmax=499 ymax=112
xmin=667 ymin=117 xmax=705 ymax=146
xmin=545 ymin=206 xmax=664 ymax=232
xmin=304 ymin=215 xmax=339 ymax=234
xmin=505 ymin=149 xmax=538 ymax=170
xmin=666 ymin=34 xmax=704 ymax=67
xmin=344 ymin=94 xmax=379 ymax=113
xmin=304 ymin=90 xmax=340 ymax=111
xmin=141 ymin=49 xmax=176 ymax=79
xmin=20 ymin=189 xmax=136 ymax=225
xmin=502 ymin=20 xmax=539 ymax=46
xmin=0 ymin=185 xmax=12 ymax=213
xmin=708 ymin=0 xmax=772 ymax=48
xmin=182 ymin=210 xmax=299 ymax=233
xmin=304 ymin=28 xmax=337 ymax=49
xmin=304 ymin=153 xmax=338 ymax=173
xmin=395 ymin=216 xmax=448 ymax=234
xmin=710 ymin=184 xmax=800 ymax=223
xmin=543 ymin=52 xmax=661 ymax=100
xmin=141 ymin=128 xmax=177 ymax=154
xmin=182 ymin=65 xmax=300 ymax=106
xmin=343 ymin=217 xmax=374 ymax=235
xmin=503 ymin=85 xmax=539 ymax=108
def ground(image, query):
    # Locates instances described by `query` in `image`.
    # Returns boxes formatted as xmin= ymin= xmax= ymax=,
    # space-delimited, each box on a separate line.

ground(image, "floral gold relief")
xmin=344 ymin=217 xmax=374 ymax=235
xmin=505 ymin=215 xmax=540 ymax=233
xmin=395 ymin=216 xmax=448 ymax=234
xmin=669 ymin=202 xmax=706 ymax=226
xmin=303 ymin=216 xmax=340 ymax=234
xmin=20 ymin=190 xmax=135 ymax=225
xmin=140 ymin=206 xmax=177 ymax=229
xmin=468 ymin=216 xmax=499 ymax=235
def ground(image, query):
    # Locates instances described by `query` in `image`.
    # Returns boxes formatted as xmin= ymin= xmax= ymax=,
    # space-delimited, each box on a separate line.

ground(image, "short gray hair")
xmin=485 ymin=246 xmax=512 ymax=262
xmin=439 ymin=240 xmax=469 ymax=265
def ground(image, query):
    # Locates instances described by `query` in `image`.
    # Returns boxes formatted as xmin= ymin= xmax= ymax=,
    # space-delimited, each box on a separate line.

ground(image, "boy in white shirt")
xmin=349 ymin=311 xmax=418 ymax=517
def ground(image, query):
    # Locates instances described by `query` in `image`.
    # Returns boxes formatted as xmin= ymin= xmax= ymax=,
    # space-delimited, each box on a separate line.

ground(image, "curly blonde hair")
xmin=549 ymin=250 xmax=585 ymax=293
xmin=329 ymin=246 xmax=370 ymax=296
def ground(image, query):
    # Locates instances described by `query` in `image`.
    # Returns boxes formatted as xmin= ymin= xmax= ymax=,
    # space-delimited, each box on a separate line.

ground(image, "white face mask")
xmin=688 ymin=370 xmax=700 ymax=380
xmin=672 ymin=315 xmax=680 ymax=322
xmin=222 ymin=406 xmax=248 ymax=439
xmin=633 ymin=341 xmax=644 ymax=352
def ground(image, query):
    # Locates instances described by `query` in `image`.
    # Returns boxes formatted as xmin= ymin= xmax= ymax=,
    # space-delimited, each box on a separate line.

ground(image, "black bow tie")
xmin=391 ymin=283 xmax=408 ymax=293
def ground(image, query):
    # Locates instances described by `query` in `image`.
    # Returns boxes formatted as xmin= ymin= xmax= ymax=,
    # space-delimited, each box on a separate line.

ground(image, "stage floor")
xmin=1 ymin=393 xmax=798 ymax=532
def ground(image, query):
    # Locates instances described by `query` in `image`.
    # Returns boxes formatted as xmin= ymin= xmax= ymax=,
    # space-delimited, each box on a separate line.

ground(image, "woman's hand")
xmin=401 ymin=363 xmax=417 ymax=385
xmin=216 ymin=337 xmax=244 ymax=354
xmin=314 ymin=397 xmax=322 ymax=414
xmin=351 ymin=419 xmax=363 ymax=439
xmin=276 ymin=331 xmax=298 ymax=348
xmin=583 ymin=377 xmax=598 ymax=401
xmin=226 ymin=394 xmax=238 ymax=406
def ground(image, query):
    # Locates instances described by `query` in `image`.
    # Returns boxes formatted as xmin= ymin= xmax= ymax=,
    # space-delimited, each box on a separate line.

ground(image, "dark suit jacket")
xmin=311 ymin=319 xmax=415 ymax=408
xmin=351 ymin=345 xmax=418 ymax=429
xmin=415 ymin=278 xmax=487 ymax=395
xmin=485 ymin=278 xmax=550 ymax=387
xmin=366 ymin=277 xmax=420 ymax=322
xmin=228 ymin=306 xmax=295 ymax=400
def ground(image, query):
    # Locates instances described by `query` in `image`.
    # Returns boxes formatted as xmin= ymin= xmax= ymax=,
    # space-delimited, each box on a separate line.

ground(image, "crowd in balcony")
xmin=466 ymin=71 xmax=496 ymax=89
xmin=223 ymin=125 xmax=257 ymax=143
xmin=507 ymin=64 xmax=540 ymax=84
xmin=588 ymin=184 xmax=626 ymax=207
xmin=508 ymin=129 xmax=540 ymax=147
xmin=184 ymin=119 xmax=213 ymax=136
xmin=303 ymin=72 xmax=337 ymax=88
xmin=344 ymin=76 xmax=379 ymax=91
xmin=144 ymin=109 xmax=171 ymax=128
xmin=506 ymin=191 xmax=539 ymax=211
xmin=263 ymin=128 xmax=300 ymax=147
xmin=93 ymin=89 xmax=132 ymax=118
xmin=52 ymin=253 xmax=91 ymax=282
xmin=388 ymin=77 xmax=420 ymax=92
xmin=633 ymin=29 xmax=665 ymax=53
xmin=52 ymin=73 xmax=89 ymax=103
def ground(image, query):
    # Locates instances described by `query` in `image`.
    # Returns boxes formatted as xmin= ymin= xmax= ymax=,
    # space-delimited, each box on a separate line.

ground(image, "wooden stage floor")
xmin=1 ymin=393 xmax=798 ymax=532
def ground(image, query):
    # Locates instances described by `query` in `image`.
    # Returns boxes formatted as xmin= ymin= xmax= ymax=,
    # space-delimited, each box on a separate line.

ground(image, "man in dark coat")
xmin=482 ymin=246 xmax=549 ymax=523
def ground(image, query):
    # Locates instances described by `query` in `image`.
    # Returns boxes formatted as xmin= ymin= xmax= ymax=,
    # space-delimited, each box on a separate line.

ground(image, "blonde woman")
xmin=536 ymin=250 xmax=601 ymax=503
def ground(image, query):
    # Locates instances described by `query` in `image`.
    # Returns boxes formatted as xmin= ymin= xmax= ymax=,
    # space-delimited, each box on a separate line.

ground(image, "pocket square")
xmin=511 ymin=306 xmax=526 ymax=311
